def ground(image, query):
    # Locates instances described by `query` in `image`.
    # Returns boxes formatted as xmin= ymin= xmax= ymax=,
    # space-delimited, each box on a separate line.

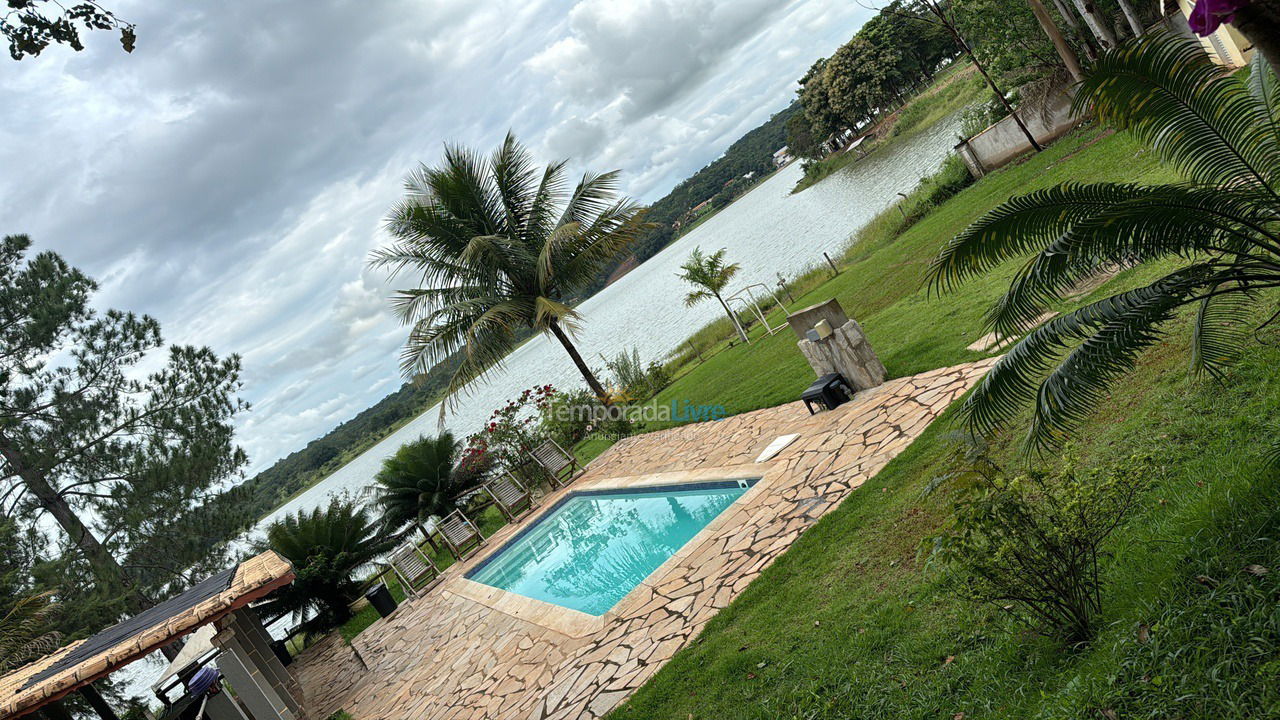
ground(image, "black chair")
xmin=801 ymin=373 xmax=854 ymax=414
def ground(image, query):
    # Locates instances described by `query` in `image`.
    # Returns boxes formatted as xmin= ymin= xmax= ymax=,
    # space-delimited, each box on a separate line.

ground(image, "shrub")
xmin=926 ymin=442 xmax=1155 ymax=644
xmin=258 ymin=496 xmax=393 ymax=634
xmin=606 ymin=347 xmax=673 ymax=400
xmin=540 ymin=387 xmax=598 ymax=447
xmin=372 ymin=432 xmax=482 ymax=531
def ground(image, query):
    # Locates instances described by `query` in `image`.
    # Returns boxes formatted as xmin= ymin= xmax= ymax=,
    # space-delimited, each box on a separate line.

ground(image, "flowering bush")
xmin=461 ymin=384 xmax=559 ymax=478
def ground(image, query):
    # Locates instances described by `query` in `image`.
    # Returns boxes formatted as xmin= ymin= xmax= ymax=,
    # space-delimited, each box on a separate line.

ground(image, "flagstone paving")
xmin=293 ymin=358 xmax=997 ymax=720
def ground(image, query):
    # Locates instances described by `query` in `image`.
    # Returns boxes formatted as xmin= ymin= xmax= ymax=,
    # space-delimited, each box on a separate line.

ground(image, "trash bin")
xmin=365 ymin=582 xmax=398 ymax=618
xmin=270 ymin=638 xmax=293 ymax=666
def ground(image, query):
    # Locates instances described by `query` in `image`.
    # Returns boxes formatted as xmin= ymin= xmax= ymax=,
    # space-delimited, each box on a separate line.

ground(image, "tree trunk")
xmin=548 ymin=322 xmax=612 ymax=404
xmin=950 ymin=26 xmax=1044 ymax=150
xmin=1072 ymin=0 xmax=1119 ymax=47
xmin=0 ymin=440 xmax=151 ymax=615
xmin=1116 ymin=0 xmax=1145 ymax=36
xmin=1232 ymin=3 xmax=1280 ymax=79
xmin=715 ymin=293 xmax=750 ymax=344
xmin=1027 ymin=0 xmax=1085 ymax=80
xmin=1049 ymin=0 xmax=1083 ymax=33
xmin=1049 ymin=0 xmax=1099 ymax=59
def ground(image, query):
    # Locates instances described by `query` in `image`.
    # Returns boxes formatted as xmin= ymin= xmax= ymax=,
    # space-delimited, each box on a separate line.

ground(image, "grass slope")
xmin=611 ymin=319 xmax=1280 ymax=719
xmin=604 ymin=117 xmax=1280 ymax=717
xmin=645 ymin=126 xmax=1177 ymax=430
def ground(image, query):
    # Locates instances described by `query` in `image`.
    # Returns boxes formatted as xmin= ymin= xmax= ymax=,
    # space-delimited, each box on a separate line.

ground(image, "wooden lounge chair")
xmin=437 ymin=509 xmax=484 ymax=560
xmin=387 ymin=540 xmax=441 ymax=596
xmin=529 ymin=438 xmax=582 ymax=488
xmin=485 ymin=472 xmax=534 ymax=521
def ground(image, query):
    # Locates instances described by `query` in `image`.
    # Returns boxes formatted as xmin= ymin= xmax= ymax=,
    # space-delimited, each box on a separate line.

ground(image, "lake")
xmin=252 ymin=114 xmax=964 ymax=538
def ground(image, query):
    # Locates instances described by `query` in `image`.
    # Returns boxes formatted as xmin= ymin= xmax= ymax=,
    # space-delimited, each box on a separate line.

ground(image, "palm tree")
xmin=372 ymin=432 xmax=476 ymax=532
xmin=0 ymin=590 xmax=60 ymax=672
xmin=371 ymin=133 xmax=645 ymax=408
xmin=677 ymin=247 xmax=749 ymax=343
xmin=257 ymin=497 xmax=392 ymax=632
xmin=929 ymin=35 xmax=1280 ymax=453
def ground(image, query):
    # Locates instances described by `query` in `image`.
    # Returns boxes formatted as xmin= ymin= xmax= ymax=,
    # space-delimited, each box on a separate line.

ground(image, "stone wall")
xmin=797 ymin=318 xmax=887 ymax=391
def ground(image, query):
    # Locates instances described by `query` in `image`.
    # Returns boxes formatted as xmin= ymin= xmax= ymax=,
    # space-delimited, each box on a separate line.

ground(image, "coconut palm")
xmin=929 ymin=34 xmax=1280 ymax=453
xmin=677 ymin=247 xmax=749 ymax=343
xmin=373 ymin=432 xmax=476 ymax=532
xmin=371 ymin=133 xmax=645 ymax=409
xmin=257 ymin=497 xmax=392 ymax=632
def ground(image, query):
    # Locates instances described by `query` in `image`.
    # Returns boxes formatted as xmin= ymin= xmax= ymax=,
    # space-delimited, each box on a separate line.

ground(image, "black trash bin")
xmin=270 ymin=638 xmax=293 ymax=667
xmin=365 ymin=582 xmax=398 ymax=618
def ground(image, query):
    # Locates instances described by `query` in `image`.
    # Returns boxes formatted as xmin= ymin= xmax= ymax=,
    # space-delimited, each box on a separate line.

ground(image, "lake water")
xmin=252 ymin=114 xmax=964 ymax=536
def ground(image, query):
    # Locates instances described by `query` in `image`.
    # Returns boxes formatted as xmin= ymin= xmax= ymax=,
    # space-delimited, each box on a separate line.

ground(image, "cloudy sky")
xmin=1 ymin=0 xmax=872 ymax=472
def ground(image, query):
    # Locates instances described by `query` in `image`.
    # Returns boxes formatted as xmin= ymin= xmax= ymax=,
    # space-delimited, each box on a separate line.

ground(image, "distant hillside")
xmin=573 ymin=102 xmax=801 ymax=299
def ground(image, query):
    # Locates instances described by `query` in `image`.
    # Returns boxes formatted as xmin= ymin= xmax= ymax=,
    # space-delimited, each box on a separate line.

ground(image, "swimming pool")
xmin=466 ymin=479 xmax=757 ymax=616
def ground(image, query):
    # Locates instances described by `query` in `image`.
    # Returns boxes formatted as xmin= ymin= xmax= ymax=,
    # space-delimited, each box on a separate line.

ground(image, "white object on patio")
xmin=755 ymin=433 xmax=801 ymax=463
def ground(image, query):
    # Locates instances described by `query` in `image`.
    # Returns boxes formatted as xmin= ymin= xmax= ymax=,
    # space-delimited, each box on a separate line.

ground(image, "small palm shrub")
xmin=926 ymin=443 xmax=1155 ymax=644
xmin=372 ymin=432 xmax=477 ymax=532
xmin=259 ymin=497 xmax=392 ymax=633
xmin=930 ymin=35 xmax=1280 ymax=452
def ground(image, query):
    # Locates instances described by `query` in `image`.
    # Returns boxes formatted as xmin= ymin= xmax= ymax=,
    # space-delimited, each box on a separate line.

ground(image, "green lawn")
xmin=611 ymin=317 xmax=1280 ymax=719
xmin=602 ymin=117 xmax=1280 ymax=717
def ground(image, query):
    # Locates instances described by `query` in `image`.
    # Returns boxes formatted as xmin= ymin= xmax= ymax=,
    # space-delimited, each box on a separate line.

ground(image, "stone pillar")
xmin=787 ymin=299 xmax=886 ymax=391
xmin=212 ymin=609 xmax=305 ymax=720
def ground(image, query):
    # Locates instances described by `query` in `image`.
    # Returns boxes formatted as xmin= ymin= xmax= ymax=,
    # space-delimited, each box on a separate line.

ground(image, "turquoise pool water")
xmin=466 ymin=480 xmax=754 ymax=616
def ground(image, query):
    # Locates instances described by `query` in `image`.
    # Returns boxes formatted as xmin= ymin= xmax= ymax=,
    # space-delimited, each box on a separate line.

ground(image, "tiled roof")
xmin=0 ymin=552 xmax=293 ymax=719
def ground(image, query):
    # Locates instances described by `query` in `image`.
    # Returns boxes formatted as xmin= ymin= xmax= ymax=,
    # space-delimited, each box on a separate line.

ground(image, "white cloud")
xmin=1 ymin=0 xmax=872 ymax=472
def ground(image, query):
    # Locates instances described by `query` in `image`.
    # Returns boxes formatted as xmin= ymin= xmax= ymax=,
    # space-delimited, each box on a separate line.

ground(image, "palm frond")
xmin=558 ymin=170 xmax=622 ymax=230
xmin=533 ymin=296 xmax=581 ymax=330
xmin=984 ymin=184 xmax=1279 ymax=337
xmin=0 ymin=591 xmax=60 ymax=672
xmin=929 ymin=183 xmax=1154 ymax=294
xmin=489 ymin=132 xmax=538 ymax=239
xmin=1248 ymin=51 xmax=1280 ymax=147
xmin=1265 ymin=428 xmax=1280 ymax=474
xmin=1074 ymin=33 xmax=1280 ymax=194
xmin=963 ymin=266 xmax=1213 ymax=451
xmin=1190 ymin=285 xmax=1252 ymax=380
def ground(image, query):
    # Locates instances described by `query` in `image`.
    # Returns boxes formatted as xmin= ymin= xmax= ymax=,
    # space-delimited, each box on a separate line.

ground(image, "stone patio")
xmin=293 ymin=358 xmax=997 ymax=720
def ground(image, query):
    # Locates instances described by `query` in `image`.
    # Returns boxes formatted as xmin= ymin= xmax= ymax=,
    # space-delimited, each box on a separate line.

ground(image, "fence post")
xmin=686 ymin=340 xmax=703 ymax=363
xmin=823 ymin=252 xmax=840 ymax=276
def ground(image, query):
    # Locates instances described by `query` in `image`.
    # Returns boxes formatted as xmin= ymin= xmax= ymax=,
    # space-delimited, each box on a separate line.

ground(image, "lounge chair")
xmin=485 ymin=472 xmax=534 ymax=521
xmin=437 ymin=509 xmax=484 ymax=560
xmin=387 ymin=540 xmax=441 ymax=596
xmin=529 ymin=438 xmax=582 ymax=488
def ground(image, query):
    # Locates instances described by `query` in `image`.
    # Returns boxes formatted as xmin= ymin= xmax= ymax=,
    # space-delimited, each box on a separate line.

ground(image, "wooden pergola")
xmin=0 ymin=552 xmax=301 ymax=720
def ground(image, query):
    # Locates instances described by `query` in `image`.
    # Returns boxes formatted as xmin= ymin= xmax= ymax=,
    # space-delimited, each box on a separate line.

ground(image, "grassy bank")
xmin=605 ymin=115 xmax=1280 ymax=718
xmin=611 ymin=314 xmax=1280 ymax=719
xmin=643 ymin=125 xmax=1174 ymax=431
xmin=791 ymin=62 xmax=987 ymax=194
